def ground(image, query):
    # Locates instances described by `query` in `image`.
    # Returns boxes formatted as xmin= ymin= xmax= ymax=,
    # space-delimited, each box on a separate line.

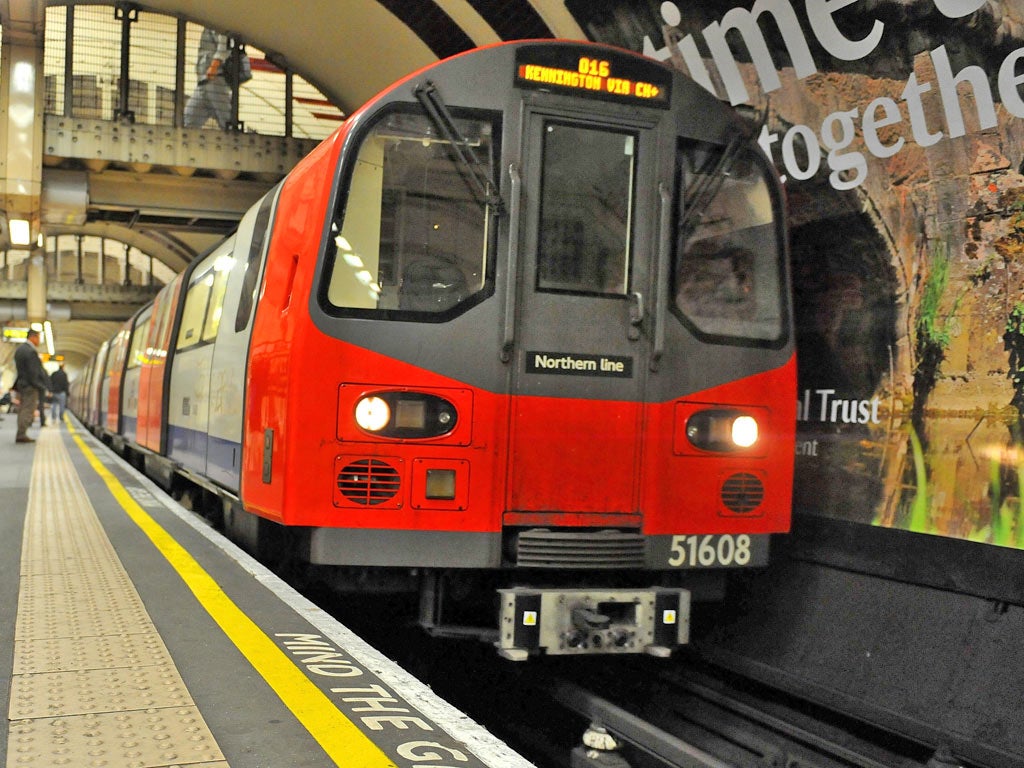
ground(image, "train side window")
xmin=126 ymin=308 xmax=152 ymax=370
xmin=202 ymin=266 xmax=232 ymax=342
xmin=323 ymin=109 xmax=498 ymax=319
xmin=537 ymin=122 xmax=635 ymax=296
xmin=672 ymin=141 xmax=785 ymax=344
xmin=177 ymin=267 xmax=214 ymax=350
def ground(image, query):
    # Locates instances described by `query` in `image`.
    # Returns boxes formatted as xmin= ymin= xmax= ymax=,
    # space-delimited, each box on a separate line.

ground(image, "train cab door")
xmin=505 ymin=109 xmax=661 ymax=516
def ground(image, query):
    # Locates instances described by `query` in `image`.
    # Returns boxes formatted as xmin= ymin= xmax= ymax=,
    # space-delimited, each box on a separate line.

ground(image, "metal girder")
xmin=40 ymin=281 xmax=161 ymax=306
xmin=44 ymin=116 xmax=319 ymax=180
xmin=84 ymin=168 xmax=274 ymax=222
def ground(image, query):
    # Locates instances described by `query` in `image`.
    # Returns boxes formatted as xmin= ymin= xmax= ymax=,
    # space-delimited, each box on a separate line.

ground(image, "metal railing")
xmin=43 ymin=3 xmax=343 ymax=140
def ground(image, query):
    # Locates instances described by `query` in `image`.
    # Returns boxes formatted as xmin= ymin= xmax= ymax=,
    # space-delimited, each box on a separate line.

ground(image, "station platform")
xmin=0 ymin=414 xmax=535 ymax=768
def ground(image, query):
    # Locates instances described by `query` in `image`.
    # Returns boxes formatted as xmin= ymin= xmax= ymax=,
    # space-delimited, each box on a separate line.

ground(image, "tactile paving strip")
xmin=6 ymin=429 xmax=228 ymax=768
xmin=7 ymin=708 xmax=227 ymax=768
xmin=12 ymin=632 xmax=172 ymax=675
xmin=10 ymin=664 xmax=194 ymax=719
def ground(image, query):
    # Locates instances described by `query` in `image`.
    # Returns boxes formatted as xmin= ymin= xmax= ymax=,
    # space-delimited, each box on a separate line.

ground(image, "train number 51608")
xmin=667 ymin=534 xmax=752 ymax=567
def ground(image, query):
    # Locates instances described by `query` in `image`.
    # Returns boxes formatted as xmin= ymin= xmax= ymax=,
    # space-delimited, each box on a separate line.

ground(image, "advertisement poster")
xmin=571 ymin=0 xmax=1024 ymax=550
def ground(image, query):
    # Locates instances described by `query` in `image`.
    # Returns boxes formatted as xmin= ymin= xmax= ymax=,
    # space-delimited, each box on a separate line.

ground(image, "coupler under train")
xmin=497 ymin=587 xmax=690 ymax=660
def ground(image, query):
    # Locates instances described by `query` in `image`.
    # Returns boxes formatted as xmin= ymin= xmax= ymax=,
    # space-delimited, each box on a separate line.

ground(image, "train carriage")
xmin=76 ymin=40 xmax=795 ymax=659
xmin=136 ymin=278 xmax=184 ymax=455
xmin=85 ymin=339 xmax=109 ymax=429
xmin=100 ymin=324 xmax=130 ymax=435
xmin=120 ymin=305 xmax=152 ymax=445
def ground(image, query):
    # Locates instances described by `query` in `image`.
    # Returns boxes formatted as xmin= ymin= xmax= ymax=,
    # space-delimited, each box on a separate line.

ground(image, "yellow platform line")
xmin=68 ymin=422 xmax=396 ymax=768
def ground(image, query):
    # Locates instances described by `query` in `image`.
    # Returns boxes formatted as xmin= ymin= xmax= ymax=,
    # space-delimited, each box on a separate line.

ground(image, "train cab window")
xmin=673 ymin=141 xmax=785 ymax=343
xmin=537 ymin=123 xmax=635 ymax=296
xmin=126 ymin=308 xmax=152 ymax=370
xmin=324 ymin=110 xmax=498 ymax=318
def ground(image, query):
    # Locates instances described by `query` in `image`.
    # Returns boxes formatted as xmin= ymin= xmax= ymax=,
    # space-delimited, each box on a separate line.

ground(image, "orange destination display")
xmin=514 ymin=44 xmax=672 ymax=108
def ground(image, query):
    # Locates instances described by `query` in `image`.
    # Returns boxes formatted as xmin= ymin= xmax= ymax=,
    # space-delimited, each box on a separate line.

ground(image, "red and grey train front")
xmin=266 ymin=42 xmax=795 ymax=658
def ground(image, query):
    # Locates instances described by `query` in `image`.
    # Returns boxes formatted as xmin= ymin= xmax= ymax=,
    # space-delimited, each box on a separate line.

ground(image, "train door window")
xmin=201 ymin=258 xmax=234 ymax=342
xmin=537 ymin=122 xmax=635 ymax=296
xmin=323 ymin=109 xmax=498 ymax=319
xmin=177 ymin=266 xmax=214 ymax=350
xmin=106 ymin=329 xmax=130 ymax=375
xmin=151 ymin=282 xmax=176 ymax=360
xmin=673 ymin=141 xmax=786 ymax=344
xmin=126 ymin=308 xmax=152 ymax=370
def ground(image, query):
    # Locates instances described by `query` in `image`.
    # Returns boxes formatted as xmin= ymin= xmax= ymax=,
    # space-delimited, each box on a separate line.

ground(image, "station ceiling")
xmin=136 ymin=0 xmax=587 ymax=113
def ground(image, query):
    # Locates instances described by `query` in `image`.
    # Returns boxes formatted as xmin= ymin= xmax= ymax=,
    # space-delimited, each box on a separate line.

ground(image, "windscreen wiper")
xmin=413 ymin=81 xmax=504 ymax=214
xmin=679 ymin=103 xmax=769 ymax=236
xmin=677 ymin=132 xmax=746 ymax=237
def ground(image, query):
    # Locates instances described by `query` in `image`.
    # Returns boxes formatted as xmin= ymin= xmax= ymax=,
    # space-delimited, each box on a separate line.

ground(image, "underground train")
xmin=71 ymin=40 xmax=796 ymax=659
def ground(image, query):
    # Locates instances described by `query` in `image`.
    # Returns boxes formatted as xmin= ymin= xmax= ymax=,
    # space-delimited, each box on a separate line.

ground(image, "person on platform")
xmin=50 ymin=361 xmax=69 ymax=424
xmin=14 ymin=329 xmax=49 ymax=444
xmin=184 ymin=27 xmax=233 ymax=129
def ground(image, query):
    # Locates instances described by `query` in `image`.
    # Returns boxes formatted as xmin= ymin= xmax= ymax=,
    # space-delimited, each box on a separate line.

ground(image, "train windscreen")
xmin=673 ymin=142 xmax=785 ymax=344
xmin=325 ymin=111 xmax=498 ymax=318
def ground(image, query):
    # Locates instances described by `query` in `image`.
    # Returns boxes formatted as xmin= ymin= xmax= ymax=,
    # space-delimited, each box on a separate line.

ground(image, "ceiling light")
xmin=9 ymin=219 xmax=31 ymax=245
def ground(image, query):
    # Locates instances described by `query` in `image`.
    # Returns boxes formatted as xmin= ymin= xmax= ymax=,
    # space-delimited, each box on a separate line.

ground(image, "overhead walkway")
xmin=1 ymin=3 xmax=336 ymax=376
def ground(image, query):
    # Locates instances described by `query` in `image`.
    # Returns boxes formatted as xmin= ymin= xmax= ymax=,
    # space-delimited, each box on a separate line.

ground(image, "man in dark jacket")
xmin=49 ymin=362 xmax=69 ymax=424
xmin=14 ymin=329 xmax=49 ymax=443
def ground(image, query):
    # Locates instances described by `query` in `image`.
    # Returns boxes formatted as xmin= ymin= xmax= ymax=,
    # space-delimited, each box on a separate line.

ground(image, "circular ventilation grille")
xmin=337 ymin=459 xmax=401 ymax=505
xmin=720 ymin=472 xmax=764 ymax=513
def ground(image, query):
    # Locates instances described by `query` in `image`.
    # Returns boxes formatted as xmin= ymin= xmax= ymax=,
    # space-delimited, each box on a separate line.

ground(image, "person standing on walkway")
xmin=50 ymin=362 xmax=69 ymax=424
xmin=184 ymin=28 xmax=232 ymax=129
xmin=14 ymin=329 xmax=49 ymax=444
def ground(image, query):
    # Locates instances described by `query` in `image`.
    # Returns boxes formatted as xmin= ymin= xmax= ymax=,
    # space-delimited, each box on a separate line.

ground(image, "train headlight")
xmin=352 ymin=391 xmax=458 ymax=438
xmin=355 ymin=396 xmax=391 ymax=432
xmin=731 ymin=416 xmax=758 ymax=448
xmin=686 ymin=410 xmax=759 ymax=452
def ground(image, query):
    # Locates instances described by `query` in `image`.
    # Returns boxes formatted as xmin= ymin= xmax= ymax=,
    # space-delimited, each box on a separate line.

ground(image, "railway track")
xmin=313 ymin=589 xmax=975 ymax=768
xmin=534 ymin=660 xmax=968 ymax=768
